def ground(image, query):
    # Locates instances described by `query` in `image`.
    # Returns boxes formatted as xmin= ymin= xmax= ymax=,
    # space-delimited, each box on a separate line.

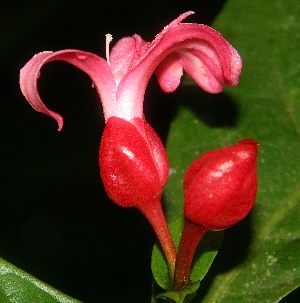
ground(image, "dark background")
xmin=1 ymin=1 xmax=298 ymax=302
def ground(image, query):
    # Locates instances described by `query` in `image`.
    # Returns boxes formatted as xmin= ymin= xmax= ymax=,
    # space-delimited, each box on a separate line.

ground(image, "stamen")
xmin=105 ymin=33 xmax=113 ymax=66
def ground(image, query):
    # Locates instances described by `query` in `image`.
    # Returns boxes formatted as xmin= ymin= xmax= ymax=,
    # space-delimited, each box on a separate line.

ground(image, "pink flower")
xmin=19 ymin=12 xmax=242 ymax=277
xmin=20 ymin=11 xmax=242 ymax=131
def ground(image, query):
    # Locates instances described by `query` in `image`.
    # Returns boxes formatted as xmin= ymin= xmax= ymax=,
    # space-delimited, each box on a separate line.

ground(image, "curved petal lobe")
xmin=20 ymin=50 xmax=116 ymax=130
xmin=117 ymin=18 xmax=242 ymax=117
xmin=155 ymin=53 xmax=183 ymax=93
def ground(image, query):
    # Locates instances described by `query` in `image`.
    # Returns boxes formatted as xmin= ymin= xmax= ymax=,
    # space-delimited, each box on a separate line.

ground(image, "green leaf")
xmin=151 ymin=218 xmax=223 ymax=290
xmin=163 ymin=0 xmax=300 ymax=302
xmin=0 ymin=257 xmax=82 ymax=303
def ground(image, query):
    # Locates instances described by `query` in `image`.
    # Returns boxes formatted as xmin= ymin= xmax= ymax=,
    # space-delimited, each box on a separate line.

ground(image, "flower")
xmin=19 ymin=10 xmax=242 ymax=209
xmin=19 ymin=11 xmax=242 ymax=132
xmin=183 ymin=139 xmax=259 ymax=230
xmin=19 ymin=12 xmax=243 ymax=278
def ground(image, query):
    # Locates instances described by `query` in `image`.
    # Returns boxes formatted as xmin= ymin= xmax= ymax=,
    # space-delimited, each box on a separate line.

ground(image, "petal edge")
xmin=20 ymin=50 xmax=116 ymax=130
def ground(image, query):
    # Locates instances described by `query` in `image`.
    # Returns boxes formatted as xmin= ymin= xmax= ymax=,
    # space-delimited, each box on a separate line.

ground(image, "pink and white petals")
xmin=20 ymin=50 xmax=116 ymax=130
xmin=116 ymin=14 xmax=242 ymax=114
xmin=109 ymin=35 xmax=149 ymax=85
xmin=20 ymin=12 xmax=242 ymax=129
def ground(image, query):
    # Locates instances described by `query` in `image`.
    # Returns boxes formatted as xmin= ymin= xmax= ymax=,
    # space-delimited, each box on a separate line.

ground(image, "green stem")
xmin=138 ymin=199 xmax=176 ymax=282
xmin=174 ymin=218 xmax=207 ymax=289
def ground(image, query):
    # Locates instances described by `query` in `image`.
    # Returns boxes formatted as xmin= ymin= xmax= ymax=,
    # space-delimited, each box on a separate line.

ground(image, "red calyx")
xmin=183 ymin=139 xmax=259 ymax=230
xmin=99 ymin=116 xmax=169 ymax=208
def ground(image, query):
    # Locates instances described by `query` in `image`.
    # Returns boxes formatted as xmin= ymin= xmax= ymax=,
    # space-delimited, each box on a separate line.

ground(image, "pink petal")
xmin=155 ymin=53 xmax=183 ymax=92
xmin=116 ymin=14 xmax=241 ymax=118
xmin=109 ymin=35 xmax=149 ymax=86
xmin=20 ymin=50 xmax=116 ymax=130
xmin=109 ymin=37 xmax=136 ymax=85
xmin=150 ymin=23 xmax=242 ymax=90
xmin=177 ymin=44 xmax=224 ymax=93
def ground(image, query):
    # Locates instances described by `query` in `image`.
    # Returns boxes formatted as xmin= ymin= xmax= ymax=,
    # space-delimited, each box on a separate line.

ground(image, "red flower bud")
xmin=183 ymin=139 xmax=258 ymax=230
xmin=99 ymin=116 xmax=169 ymax=208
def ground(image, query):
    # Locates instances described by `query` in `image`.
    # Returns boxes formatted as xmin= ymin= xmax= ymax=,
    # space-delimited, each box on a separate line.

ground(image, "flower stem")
xmin=174 ymin=218 xmax=207 ymax=289
xmin=138 ymin=199 xmax=176 ymax=282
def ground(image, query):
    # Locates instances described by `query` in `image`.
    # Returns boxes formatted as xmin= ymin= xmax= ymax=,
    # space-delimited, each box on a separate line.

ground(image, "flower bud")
xmin=99 ymin=116 xmax=169 ymax=208
xmin=183 ymin=139 xmax=258 ymax=230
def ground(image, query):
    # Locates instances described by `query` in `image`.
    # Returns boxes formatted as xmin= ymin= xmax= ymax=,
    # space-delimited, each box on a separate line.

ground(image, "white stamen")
xmin=105 ymin=33 xmax=113 ymax=66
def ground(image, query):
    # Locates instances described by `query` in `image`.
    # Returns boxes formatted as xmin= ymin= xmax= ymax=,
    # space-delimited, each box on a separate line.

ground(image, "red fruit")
xmin=183 ymin=139 xmax=258 ymax=230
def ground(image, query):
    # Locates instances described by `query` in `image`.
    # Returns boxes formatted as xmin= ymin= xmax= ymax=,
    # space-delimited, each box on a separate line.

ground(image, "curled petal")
xmin=155 ymin=53 xmax=183 ymax=92
xmin=117 ymin=14 xmax=242 ymax=119
xmin=20 ymin=50 xmax=116 ymax=130
xmin=155 ymin=25 xmax=242 ymax=90
xmin=177 ymin=42 xmax=224 ymax=93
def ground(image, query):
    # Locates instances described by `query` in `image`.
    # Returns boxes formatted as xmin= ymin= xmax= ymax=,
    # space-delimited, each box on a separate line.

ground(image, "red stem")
xmin=174 ymin=218 xmax=207 ymax=289
xmin=138 ymin=199 xmax=176 ymax=281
